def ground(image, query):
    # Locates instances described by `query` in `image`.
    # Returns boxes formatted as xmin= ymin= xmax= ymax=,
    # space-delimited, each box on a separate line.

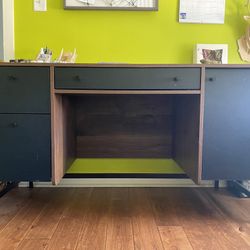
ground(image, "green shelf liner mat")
xmin=67 ymin=158 xmax=184 ymax=174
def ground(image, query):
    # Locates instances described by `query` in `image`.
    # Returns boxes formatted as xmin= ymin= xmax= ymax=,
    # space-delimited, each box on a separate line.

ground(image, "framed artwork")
xmin=193 ymin=44 xmax=228 ymax=64
xmin=64 ymin=0 xmax=158 ymax=10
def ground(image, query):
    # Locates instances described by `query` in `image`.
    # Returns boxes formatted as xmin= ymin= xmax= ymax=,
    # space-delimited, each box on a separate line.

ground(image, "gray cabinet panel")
xmin=55 ymin=67 xmax=201 ymax=90
xmin=202 ymin=68 xmax=250 ymax=180
xmin=0 ymin=67 xmax=50 ymax=113
xmin=0 ymin=114 xmax=51 ymax=181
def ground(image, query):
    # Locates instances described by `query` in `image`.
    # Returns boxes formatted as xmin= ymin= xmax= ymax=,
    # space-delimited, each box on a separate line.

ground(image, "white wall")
xmin=0 ymin=0 xmax=14 ymax=61
xmin=0 ymin=1 xmax=4 ymax=60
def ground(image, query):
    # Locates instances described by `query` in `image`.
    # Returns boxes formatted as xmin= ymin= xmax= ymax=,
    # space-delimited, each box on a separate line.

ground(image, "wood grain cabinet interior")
xmin=54 ymin=93 xmax=200 ymax=184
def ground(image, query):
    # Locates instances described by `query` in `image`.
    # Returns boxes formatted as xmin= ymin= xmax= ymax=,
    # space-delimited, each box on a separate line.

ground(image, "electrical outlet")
xmin=34 ymin=0 xmax=47 ymax=12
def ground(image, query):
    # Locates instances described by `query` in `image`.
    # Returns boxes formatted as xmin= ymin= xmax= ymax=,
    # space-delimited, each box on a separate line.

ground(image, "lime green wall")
xmin=15 ymin=0 xmax=247 ymax=63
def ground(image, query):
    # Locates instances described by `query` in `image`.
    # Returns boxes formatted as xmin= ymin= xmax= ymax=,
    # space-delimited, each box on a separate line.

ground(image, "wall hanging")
xmin=193 ymin=44 xmax=228 ymax=64
xmin=64 ymin=0 xmax=158 ymax=10
xmin=238 ymin=1 xmax=250 ymax=62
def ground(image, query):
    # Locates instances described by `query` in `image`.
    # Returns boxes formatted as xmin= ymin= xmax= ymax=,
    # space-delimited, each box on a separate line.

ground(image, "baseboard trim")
xmin=19 ymin=178 xmax=226 ymax=188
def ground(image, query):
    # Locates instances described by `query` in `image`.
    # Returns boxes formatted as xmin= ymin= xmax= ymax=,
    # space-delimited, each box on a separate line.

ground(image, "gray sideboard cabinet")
xmin=202 ymin=68 xmax=250 ymax=180
xmin=0 ymin=66 xmax=51 ymax=181
xmin=1 ymin=64 xmax=250 ymax=184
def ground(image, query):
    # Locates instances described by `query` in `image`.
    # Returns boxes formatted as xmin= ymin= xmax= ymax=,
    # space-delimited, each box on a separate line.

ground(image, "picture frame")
xmin=64 ymin=0 xmax=158 ymax=11
xmin=193 ymin=44 xmax=228 ymax=64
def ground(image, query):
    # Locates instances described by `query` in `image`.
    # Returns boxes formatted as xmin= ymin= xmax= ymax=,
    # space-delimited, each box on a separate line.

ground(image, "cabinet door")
xmin=202 ymin=68 xmax=250 ymax=180
xmin=0 ymin=114 xmax=51 ymax=181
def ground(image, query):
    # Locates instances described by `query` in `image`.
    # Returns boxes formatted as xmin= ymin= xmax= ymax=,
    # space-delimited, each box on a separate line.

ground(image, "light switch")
xmin=34 ymin=0 xmax=47 ymax=12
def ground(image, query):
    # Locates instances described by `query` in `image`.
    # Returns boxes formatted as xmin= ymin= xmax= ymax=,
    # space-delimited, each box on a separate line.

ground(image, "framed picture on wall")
xmin=193 ymin=44 xmax=228 ymax=64
xmin=64 ymin=0 xmax=158 ymax=10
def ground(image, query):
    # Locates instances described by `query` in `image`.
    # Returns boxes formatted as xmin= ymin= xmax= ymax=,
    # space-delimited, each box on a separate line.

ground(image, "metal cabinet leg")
xmin=214 ymin=180 xmax=219 ymax=190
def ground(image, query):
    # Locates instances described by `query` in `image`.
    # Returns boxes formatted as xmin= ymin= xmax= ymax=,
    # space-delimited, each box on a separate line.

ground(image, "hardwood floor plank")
xmin=0 ymin=188 xmax=34 ymax=232
xmin=158 ymin=226 xmax=193 ymax=250
xmin=0 ymin=187 xmax=249 ymax=250
xmin=46 ymin=188 xmax=92 ymax=250
xmin=106 ymin=188 xmax=134 ymax=250
xmin=205 ymin=189 xmax=250 ymax=223
xmin=236 ymin=223 xmax=250 ymax=247
xmin=0 ymin=189 xmax=51 ymax=250
xmin=182 ymin=188 xmax=250 ymax=250
xmin=204 ymin=189 xmax=250 ymax=222
xmin=147 ymin=188 xmax=181 ymax=226
xmin=24 ymin=188 xmax=75 ymax=240
xmin=76 ymin=188 xmax=111 ymax=250
xmin=208 ymin=222 xmax=250 ymax=250
xmin=199 ymin=189 xmax=250 ymax=249
xmin=16 ymin=239 xmax=49 ymax=250
xmin=130 ymin=188 xmax=164 ymax=250
xmin=172 ymin=188 xmax=223 ymax=250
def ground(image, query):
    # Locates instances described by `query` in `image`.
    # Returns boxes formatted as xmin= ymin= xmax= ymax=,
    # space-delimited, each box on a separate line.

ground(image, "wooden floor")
xmin=0 ymin=187 xmax=250 ymax=250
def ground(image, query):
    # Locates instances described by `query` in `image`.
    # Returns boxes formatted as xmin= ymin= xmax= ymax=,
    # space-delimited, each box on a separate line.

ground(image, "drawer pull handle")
xmin=8 ymin=75 xmax=17 ymax=81
xmin=173 ymin=77 xmax=179 ymax=82
xmin=208 ymin=77 xmax=215 ymax=82
xmin=73 ymin=75 xmax=81 ymax=81
xmin=10 ymin=122 xmax=18 ymax=128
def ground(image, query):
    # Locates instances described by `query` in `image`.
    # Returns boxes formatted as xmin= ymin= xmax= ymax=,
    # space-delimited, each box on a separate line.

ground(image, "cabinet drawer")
xmin=55 ymin=67 xmax=201 ymax=90
xmin=0 ymin=67 xmax=50 ymax=113
xmin=0 ymin=114 xmax=51 ymax=181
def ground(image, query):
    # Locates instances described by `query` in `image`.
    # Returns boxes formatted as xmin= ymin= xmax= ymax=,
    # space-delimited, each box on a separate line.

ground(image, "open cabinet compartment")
xmin=53 ymin=93 xmax=200 ymax=184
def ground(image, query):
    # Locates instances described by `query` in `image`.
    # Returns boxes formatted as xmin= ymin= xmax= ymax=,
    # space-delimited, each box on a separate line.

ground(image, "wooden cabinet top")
xmin=0 ymin=62 xmax=250 ymax=68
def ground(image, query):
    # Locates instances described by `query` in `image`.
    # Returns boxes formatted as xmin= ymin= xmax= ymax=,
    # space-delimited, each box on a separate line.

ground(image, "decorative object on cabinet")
xmin=193 ymin=44 xmax=228 ymax=64
xmin=55 ymin=48 xmax=77 ymax=63
xmin=64 ymin=0 xmax=158 ymax=10
xmin=35 ymin=47 xmax=53 ymax=63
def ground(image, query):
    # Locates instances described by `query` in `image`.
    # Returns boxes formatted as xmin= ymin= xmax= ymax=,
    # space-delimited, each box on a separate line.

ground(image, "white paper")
xmin=67 ymin=0 xmax=154 ymax=8
xmin=179 ymin=0 xmax=225 ymax=24
xmin=77 ymin=0 xmax=95 ymax=4
xmin=34 ymin=0 xmax=47 ymax=11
